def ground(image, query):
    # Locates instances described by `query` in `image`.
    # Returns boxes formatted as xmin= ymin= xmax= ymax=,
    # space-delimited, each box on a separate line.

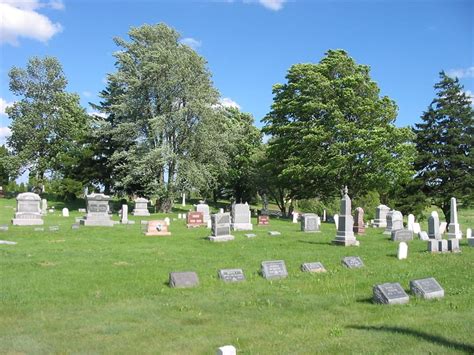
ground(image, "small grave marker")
xmin=410 ymin=277 xmax=444 ymax=299
xmin=71 ymin=224 xmax=80 ymax=229
xmin=373 ymin=282 xmax=409 ymax=304
xmin=397 ymin=242 xmax=408 ymax=260
xmin=257 ymin=215 xmax=269 ymax=226
xmin=49 ymin=225 xmax=59 ymax=232
xmin=187 ymin=211 xmax=204 ymax=228
xmin=342 ymin=256 xmax=364 ymax=269
xmin=0 ymin=224 xmax=8 ymax=232
xmin=145 ymin=220 xmax=171 ymax=236
xmin=261 ymin=260 xmax=288 ymax=280
xmin=447 ymin=239 xmax=460 ymax=253
xmin=301 ymin=262 xmax=326 ymax=273
xmin=218 ymin=269 xmax=245 ymax=282
xmin=391 ymin=229 xmax=413 ymax=242
xmin=217 ymin=345 xmax=236 ymax=355
xmin=268 ymin=231 xmax=281 ymax=236
xmin=34 ymin=227 xmax=44 ymax=232
xmin=245 ymin=233 xmax=256 ymax=238
xmin=419 ymin=231 xmax=429 ymax=240
xmin=169 ymin=271 xmax=199 ymax=288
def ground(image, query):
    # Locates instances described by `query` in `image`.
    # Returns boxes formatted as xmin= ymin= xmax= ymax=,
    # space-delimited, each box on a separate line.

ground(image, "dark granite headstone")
xmin=218 ymin=269 xmax=245 ymax=282
xmin=169 ymin=271 xmax=199 ymax=288
xmin=342 ymin=256 xmax=364 ymax=269
xmin=373 ymin=282 xmax=409 ymax=304
xmin=391 ymin=229 xmax=414 ymax=242
xmin=261 ymin=260 xmax=288 ymax=280
xmin=301 ymin=262 xmax=326 ymax=273
xmin=409 ymin=277 xmax=444 ymax=299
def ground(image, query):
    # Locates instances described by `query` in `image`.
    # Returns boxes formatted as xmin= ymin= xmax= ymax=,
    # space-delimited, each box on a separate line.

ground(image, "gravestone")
xmin=245 ymin=233 xmax=256 ymax=238
xmin=231 ymin=203 xmax=252 ymax=230
xmin=80 ymin=193 xmax=114 ymax=227
xmin=71 ymin=224 xmax=79 ymax=229
xmin=373 ymin=283 xmax=409 ymax=305
xmin=301 ymin=213 xmax=320 ymax=232
xmin=410 ymin=277 xmax=444 ymax=299
xmin=78 ymin=208 xmax=86 ymax=213
xmin=41 ymin=199 xmax=47 ymax=215
xmin=439 ymin=222 xmax=447 ymax=235
xmin=187 ymin=211 xmax=204 ymax=228
xmin=466 ymin=228 xmax=472 ymax=239
xmin=342 ymin=256 xmax=364 ymax=268
xmin=195 ymin=202 xmax=210 ymax=223
xmin=468 ymin=236 xmax=474 ymax=247
xmin=261 ymin=260 xmax=288 ymax=280
xmin=373 ymin=204 xmax=390 ymax=228
xmin=49 ymin=225 xmax=59 ymax=232
xmin=413 ymin=223 xmax=421 ymax=234
xmin=333 ymin=214 xmax=339 ymax=230
xmin=34 ymin=227 xmax=44 ymax=231
xmin=397 ymin=242 xmax=408 ymax=260
xmin=447 ymin=239 xmax=460 ymax=253
xmin=120 ymin=204 xmax=128 ymax=224
xmin=407 ymin=214 xmax=415 ymax=231
xmin=428 ymin=211 xmax=441 ymax=239
xmin=164 ymin=217 xmax=170 ymax=226
xmin=391 ymin=229 xmax=413 ymax=242
xmin=218 ymin=269 xmax=245 ymax=282
xmin=268 ymin=231 xmax=281 ymax=236
xmin=419 ymin=231 xmax=429 ymax=240
xmin=257 ymin=215 xmax=269 ymax=226
xmin=332 ymin=187 xmax=359 ymax=246
xmin=292 ymin=211 xmax=299 ymax=223
xmin=209 ymin=213 xmax=234 ymax=242
xmin=206 ymin=219 xmax=212 ymax=229
xmin=438 ymin=239 xmax=448 ymax=252
xmin=427 ymin=240 xmax=439 ymax=252
xmin=0 ymin=240 xmax=16 ymax=245
xmin=301 ymin=262 xmax=327 ymax=273
xmin=353 ymin=207 xmax=365 ymax=234
xmin=323 ymin=209 xmax=326 ymax=222
xmin=132 ymin=197 xmax=150 ymax=216
xmin=169 ymin=272 xmax=199 ymax=288
xmin=12 ymin=192 xmax=44 ymax=226
xmin=217 ymin=345 xmax=236 ymax=355
xmin=145 ymin=220 xmax=171 ymax=236
xmin=384 ymin=211 xmax=403 ymax=235
xmin=62 ymin=208 xmax=69 ymax=217
xmin=446 ymin=197 xmax=462 ymax=239
xmin=0 ymin=225 xmax=8 ymax=232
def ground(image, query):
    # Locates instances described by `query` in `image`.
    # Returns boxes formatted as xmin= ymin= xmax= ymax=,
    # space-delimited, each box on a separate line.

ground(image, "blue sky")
xmin=1 ymin=0 xmax=473 ymax=145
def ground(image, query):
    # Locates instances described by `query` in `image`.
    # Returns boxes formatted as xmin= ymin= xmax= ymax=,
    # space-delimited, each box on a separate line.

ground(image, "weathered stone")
xmin=446 ymin=197 xmax=462 ymax=239
xmin=169 ymin=272 xmax=199 ymax=288
xmin=301 ymin=213 xmax=320 ymax=233
xmin=353 ymin=207 xmax=365 ymax=234
xmin=209 ymin=213 xmax=234 ymax=242
xmin=0 ymin=224 xmax=9 ymax=232
xmin=62 ymin=208 xmax=69 ymax=217
xmin=120 ymin=204 xmax=128 ymax=224
xmin=410 ymin=277 xmax=444 ymax=299
xmin=397 ymin=242 xmax=408 ymax=260
xmin=373 ymin=204 xmax=390 ymax=228
xmin=428 ymin=212 xmax=441 ymax=239
xmin=195 ymin=202 xmax=210 ymax=223
xmin=301 ymin=262 xmax=326 ymax=273
xmin=391 ymin=229 xmax=413 ymax=242
xmin=384 ymin=211 xmax=403 ymax=235
xmin=447 ymin=239 xmax=460 ymax=253
xmin=231 ymin=203 xmax=252 ymax=231
xmin=342 ymin=256 xmax=364 ymax=269
xmin=80 ymin=193 xmax=114 ymax=227
xmin=41 ymin=198 xmax=47 ymax=215
xmin=292 ymin=211 xmax=299 ymax=223
xmin=132 ymin=197 xmax=150 ymax=216
xmin=218 ymin=269 xmax=245 ymax=282
xmin=427 ymin=240 xmax=439 ymax=252
xmin=12 ymin=192 xmax=44 ymax=226
xmin=419 ymin=231 xmax=429 ymax=240
xmin=145 ymin=220 xmax=171 ymax=236
xmin=413 ymin=223 xmax=421 ymax=234
xmin=332 ymin=187 xmax=359 ymax=246
xmin=407 ymin=214 xmax=415 ymax=231
xmin=439 ymin=222 xmax=447 ymax=235
xmin=373 ymin=282 xmax=409 ymax=305
xmin=261 ymin=260 xmax=288 ymax=280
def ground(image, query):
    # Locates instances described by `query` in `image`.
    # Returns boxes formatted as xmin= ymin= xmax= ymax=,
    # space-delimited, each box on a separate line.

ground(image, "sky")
xmin=0 ymin=0 xmax=473 ymax=146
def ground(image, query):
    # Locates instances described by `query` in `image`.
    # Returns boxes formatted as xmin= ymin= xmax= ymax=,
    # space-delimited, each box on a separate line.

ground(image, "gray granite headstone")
xmin=12 ymin=192 xmax=44 ymax=226
xmin=80 ymin=193 xmax=114 ymax=227
xmin=373 ymin=204 xmax=390 ymax=227
xmin=209 ymin=213 xmax=234 ymax=242
xmin=169 ymin=271 xmax=199 ymax=288
xmin=410 ymin=277 xmax=444 ymax=299
xmin=301 ymin=213 xmax=320 ymax=232
xmin=373 ymin=282 xmax=409 ymax=304
xmin=342 ymin=256 xmax=364 ymax=269
xmin=301 ymin=262 xmax=326 ymax=273
xmin=132 ymin=197 xmax=150 ymax=216
xmin=391 ymin=229 xmax=413 ymax=242
xmin=428 ymin=213 xmax=441 ymax=239
xmin=218 ymin=269 xmax=245 ymax=282
xmin=231 ymin=203 xmax=252 ymax=231
xmin=261 ymin=260 xmax=288 ymax=280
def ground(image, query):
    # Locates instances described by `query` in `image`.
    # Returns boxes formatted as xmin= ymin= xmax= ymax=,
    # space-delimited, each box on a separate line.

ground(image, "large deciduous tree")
xmin=413 ymin=72 xmax=473 ymax=221
xmin=262 ymin=49 xmax=416 ymax=201
xmin=6 ymin=56 xmax=88 ymax=188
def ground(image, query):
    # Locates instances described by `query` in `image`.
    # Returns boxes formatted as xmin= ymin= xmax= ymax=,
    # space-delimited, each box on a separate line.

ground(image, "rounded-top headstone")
xmin=397 ymin=242 xmax=408 ymax=260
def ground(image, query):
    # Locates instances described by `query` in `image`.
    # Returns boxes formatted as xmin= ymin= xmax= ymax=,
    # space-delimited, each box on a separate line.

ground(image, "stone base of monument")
xmin=208 ymin=235 xmax=235 ymax=242
xmin=132 ymin=211 xmax=150 ymax=216
xmin=446 ymin=224 xmax=462 ymax=239
xmin=332 ymin=232 xmax=359 ymax=246
xmin=12 ymin=218 xmax=44 ymax=226
xmin=231 ymin=223 xmax=253 ymax=231
xmin=80 ymin=218 xmax=114 ymax=227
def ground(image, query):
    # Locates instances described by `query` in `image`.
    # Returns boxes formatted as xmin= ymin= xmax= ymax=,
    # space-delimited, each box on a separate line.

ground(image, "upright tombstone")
xmin=410 ymin=277 xmax=444 ymax=299
xmin=373 ymin=205 xmax=390 ymax=228
xmin=257 ymin=215 xmax=269 ymax=226
xmin=466 ymin=228 xmax=472 ymax=239
xmin=195 ymin=202 xmax=210 ymax=223
xmin=383 ymin=210 xmax=400 ymax=235
xmin=428 ymin=212 xmax=441 ymax=239
xmin=397 ymin=242 xmax=408 ymax=260
xmin=11 ymin=192 xmax=44 ymax=225
xmin=80 ymin=193 xmax=114 ymax=227
xmin=292 ymin=211 xmax=299 ymax=224
xmin=391 ymin=229 xmax=414 ymax=242
xmin=439 ymin=222 xmax=448 ymax=235
xmin=300 ymin=213 xmax=320 ymax=233
xmin=209 ymin=213 xmax=234 ymax=242
xmin=231 ymin=203 xmax=252 ymax=231
xmin=332 ymin=186 xmax=359 ymax=246
xmin=132 ymin=197 xmax=150 ymax=216
xmin=41 ymin=199 xmax=47 ymax=215
xmin=62 ymin=208 xmax=69 ymax=217
xmin=145 ymin=220 xmax=171 ymax=236
xmin=261 ymin=260 xmax=288 ymax=280
xmin=323 ymin=209 xmax=326 ymax=222
xmin=353 ymin=207 xmax=365 ymax=234
xmin=407 ymin=214 xmax=415 ymax=231
xmin=373 ymin=283 xmax=409 ymax=305
xmin=333 ymin=214 xmax=339 ymax=230
xmin=446 ymin=197 xmax=462 ymax=239
xmin=187 ymin=211 xmax=204 ymax=228
xmin=120 ymin=204 xmax=128 ymax=224
xmin=217 ymin=345 xmax=237 ymax=355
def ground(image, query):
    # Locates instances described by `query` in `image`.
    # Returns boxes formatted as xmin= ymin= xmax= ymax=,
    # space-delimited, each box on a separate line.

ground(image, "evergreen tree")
xmin=413 ymin=72 xmax=473 ymax=221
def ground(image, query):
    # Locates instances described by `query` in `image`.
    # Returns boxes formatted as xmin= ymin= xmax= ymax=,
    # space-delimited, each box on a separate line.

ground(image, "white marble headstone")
xmin=397 ymin=242 xmax=408 ymax=260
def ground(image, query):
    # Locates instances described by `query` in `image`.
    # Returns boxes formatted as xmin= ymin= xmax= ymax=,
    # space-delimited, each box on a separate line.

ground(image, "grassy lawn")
xmin=0 ymin=197 xmax=473 ymax=354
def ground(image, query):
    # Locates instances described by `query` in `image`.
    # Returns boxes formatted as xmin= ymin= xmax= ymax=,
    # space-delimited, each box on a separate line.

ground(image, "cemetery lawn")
xmin=1 ymin=199 xmax=473 ymax=354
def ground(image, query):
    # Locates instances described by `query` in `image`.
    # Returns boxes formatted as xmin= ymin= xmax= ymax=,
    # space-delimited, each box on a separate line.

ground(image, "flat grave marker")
xmin=301 ymin=262 xmax=327 ymax=273
xmin=257 ymin=215 xmax=269 ymax=226
xmin=145 ymin=220 xmax=171 ymax=236
xmin=261 ymin=260 xmax=288 ymax=280
xmin=342 ymin=256 xmax=364 ymax=269
xmin=268 ymin=231 xmax=281 ymax=236
xmin=218 ymin=269 xmax=245 ymax=282
xmin=373 ymin=282 xmax=409 ymax=305
xmin=187 ymin=211 xmax=204 ymax=228
xmin=169 ymin=271 xmax=199 ymax=288
xmin=410 ymin=277 xmax=444 ymax=299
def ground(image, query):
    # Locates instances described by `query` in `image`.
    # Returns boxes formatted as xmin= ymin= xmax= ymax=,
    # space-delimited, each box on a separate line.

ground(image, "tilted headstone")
xmin=258 ymin=215 xmax=269 ymax=225
xmin=41 ymin=198 xmax=47 ymax=215
xmin=446 ymin=197 xmax=462 ymax=239
xmin=439 ymin=222 xmax=447 ymax=235
xmin=397 ymin=242 xmax=408 ymax=260
xmin=169 ymin=272 xmax=199 ymax=288
xmin=132 ymin=197 xmax=150 ymax=216
xmin=231 ymin=203 xmax=252 ymax=230
xmin=218 ymin=269 xmax=245 ymax=282
xmin=80 ymin=193 xmax=114 ymax=227
xmin=410 ymin=277 xmax=444 ymax=299
xmin=373 ymin=283 xmax=409 ymax=305
xmin=373 ymin=204 xmax=390 ymax=228
xmin=195 ymin=202 xmax=210 ymax=223
xmin=62 ymin=208 xmax=69 ymax=217
xmin=353 ymin=207 xmax=365 ymax=234
xmin=12 ymin=192 xmax=44 ymax=226
xmin=261 ymin=260 xmax=288 ymax=280
xmin=301 ymin=213 xmax=320 ymax=232
xmin=447 ymin=239 xmax=460 ymax=253
xmin=292 ymin=211 xmax=299 ymax=224
xmin=216 ymin=345 xmax=237 ymax=355
xmin=301 ymin=262 xmax=327 ymax=273
xmin=145 ymin=220 xmax=171 ymax=236
xmin=332 ymin=186 xmax=359 ymax=246
xmin=209 ymin=213 xmax=234 ymax=242
xmin=187 ymin=211 xmax=204 ymax=228
xmin=391 ymin=229 xmax=413 ymax=242
xmin=342 ymin=256 xmax=364 ymax=269
xmin=428 ymin=212 xmax=441 ymax=239
xmin=407 ymin=214 xmax=415 ymax=231
xmin=120 ymin=204 xmax=128 ymax=224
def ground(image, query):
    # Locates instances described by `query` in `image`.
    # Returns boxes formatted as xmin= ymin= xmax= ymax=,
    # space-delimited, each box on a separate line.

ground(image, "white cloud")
xmin=180 ymin=37 xmax=202 ymax=50
xmin=0 ymin=0 xmax=63 ymax=46
xmin=446 ymin=66 xmax=474 ymax=79
xmin=219 ymin=97 xmax=241 ymax=109
xmin=0 ymin=97 xmax=14 ymax=116
xmin=0 ymin=126 xmax=12 ymax=144
xmin=258 ymin=0 xmax=286 ymax=11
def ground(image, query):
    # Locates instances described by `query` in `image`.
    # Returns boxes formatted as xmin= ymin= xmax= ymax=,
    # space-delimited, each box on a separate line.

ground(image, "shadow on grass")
xmin=356 ymin=297 xmax=374 ymax=304
xmin=297 ymin=240 xmax=332 ymax=246
xmin=348 ymin=325 xmax=474 ymax=353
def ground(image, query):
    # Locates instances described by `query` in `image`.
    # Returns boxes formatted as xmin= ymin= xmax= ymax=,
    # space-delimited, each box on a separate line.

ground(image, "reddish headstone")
xmin=353 ymin=207 xmax=365 ymax=235
xmin=145 ymin=220 xmax=171 ymax=236
xmin=258 ymin=215 xmax=269 ymax=226
xmin=187 ymin=211 xmax=204 ymax=228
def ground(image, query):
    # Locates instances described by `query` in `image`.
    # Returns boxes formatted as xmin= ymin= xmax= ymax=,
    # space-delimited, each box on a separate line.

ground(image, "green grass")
xmin=0 ymin=198 xmax=473 ymax=354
